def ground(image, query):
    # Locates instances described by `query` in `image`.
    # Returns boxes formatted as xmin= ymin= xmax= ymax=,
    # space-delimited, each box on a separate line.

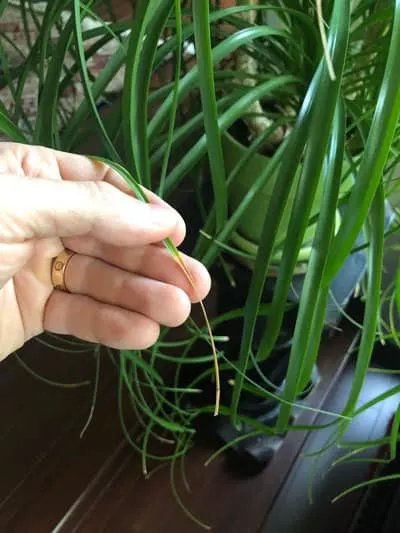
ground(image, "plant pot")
xmin=222 ymin=130 xmax=323 ymax=244
xmin=221 ymin=129 xmax=342 ymax=270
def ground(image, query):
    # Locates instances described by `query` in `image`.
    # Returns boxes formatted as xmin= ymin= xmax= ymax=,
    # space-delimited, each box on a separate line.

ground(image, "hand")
xmin=0 ymin=143 xmax=211 ymax=361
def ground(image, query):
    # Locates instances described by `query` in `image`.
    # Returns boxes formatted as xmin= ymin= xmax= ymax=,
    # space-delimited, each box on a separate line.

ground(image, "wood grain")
xmin=0 ymin=320 xmax=357 ymax=532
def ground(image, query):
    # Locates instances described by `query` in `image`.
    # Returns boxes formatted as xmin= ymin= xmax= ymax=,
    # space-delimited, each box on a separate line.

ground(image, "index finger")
xmin=2 ymin=143 xmax=186 ymax=246
xmin=54 ymin=149 xmax=187 ymax=246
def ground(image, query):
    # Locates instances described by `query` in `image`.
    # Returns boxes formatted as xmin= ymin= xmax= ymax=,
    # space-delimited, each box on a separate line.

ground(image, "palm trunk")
xmin=235 ymin=0 xmax=285 ymax=150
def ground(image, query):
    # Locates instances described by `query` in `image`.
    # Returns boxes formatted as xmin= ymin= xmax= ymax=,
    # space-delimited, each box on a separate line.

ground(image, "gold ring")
xmin=51 ymin=249 xmax=76 ymax=292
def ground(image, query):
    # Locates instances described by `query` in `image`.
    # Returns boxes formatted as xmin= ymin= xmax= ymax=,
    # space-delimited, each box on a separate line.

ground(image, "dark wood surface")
xmin=262 ymin=360 xmax=400 ymax=533
xmin=0 ymin=342 xmax=125 ymax=532
xmin=0 ymin=320 xmax=363 ymax=533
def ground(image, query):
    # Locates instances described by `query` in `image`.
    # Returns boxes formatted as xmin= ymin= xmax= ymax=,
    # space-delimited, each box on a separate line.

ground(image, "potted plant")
xmin=1 ymin=0 xmax=400 ymax=512
xmin=178 ymin=0 xmax=399 ymax=466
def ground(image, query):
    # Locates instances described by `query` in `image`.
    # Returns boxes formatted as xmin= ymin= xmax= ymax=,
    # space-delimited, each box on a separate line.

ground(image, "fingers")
xmin=62 ymin=237 xmax=211 ymax=303
xmin=0 ymin=176 xmax=184 ymax=246
xmin=0 ymin=143 xmax=186 ymax=245
xmin=44 ymin=291 xmax=160 ymax=350
xmin=53 ymin=148 xmax=187 ymax=244
xmin=64 ymin=254 xmax=192 ymax=327
xmin=2 ymin=142 xmax=151 ymax=191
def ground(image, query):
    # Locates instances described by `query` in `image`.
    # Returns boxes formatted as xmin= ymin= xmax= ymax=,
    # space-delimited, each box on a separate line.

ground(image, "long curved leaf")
xmin=324 ymin=0 xmax=400 ymax=282
xmin=192 ymin=1 xmax=227 ymax=230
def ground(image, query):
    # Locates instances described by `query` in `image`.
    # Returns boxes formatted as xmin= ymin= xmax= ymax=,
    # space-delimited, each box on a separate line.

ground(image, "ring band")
xmin=51 ymin=249 xmax=76 ymax=291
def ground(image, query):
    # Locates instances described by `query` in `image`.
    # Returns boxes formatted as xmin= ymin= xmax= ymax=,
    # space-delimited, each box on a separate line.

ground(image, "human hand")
xmin=0 ymin=143 xmax=211 ymax=361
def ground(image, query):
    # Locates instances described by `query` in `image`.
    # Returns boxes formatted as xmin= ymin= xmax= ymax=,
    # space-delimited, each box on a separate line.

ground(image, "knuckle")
xmin=87 ymin=180 xmax=112 ymax=201
xmin=94 ymin=304 xmax=160 ymax=350
xmin=95 ymin=306 xmax=128 ymax=345
xmin=119 ymin=276 xmax=138 ymax=302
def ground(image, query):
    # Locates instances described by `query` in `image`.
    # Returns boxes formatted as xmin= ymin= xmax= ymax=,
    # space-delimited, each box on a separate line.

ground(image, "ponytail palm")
xmin=0 ymin=0 xmax=399 ymax=505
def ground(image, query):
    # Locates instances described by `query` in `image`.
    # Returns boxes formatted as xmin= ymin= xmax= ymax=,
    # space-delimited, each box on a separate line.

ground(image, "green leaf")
xmin=159 ymin=0 xmax=183 ymax=197
xmin=332 ymin=474 xmax=400 ymax=504
xmin=121 ymin=350 xmax=164 ymax=386
xmin=231 ymin=0 xmax=351 ymax=428
xmin=342 ymin=184 xmax=385 ymax=420
xmin=276 ymin=98 xmax=347 ymax=430
xmin=124 ymin=0 xmax=173 ymax=185
xmin=324 ymin=0 xmax=400 ymax=282
xmin=396 ymin=262 xmax=400 ymax=316
xmin=0 ymin=103 xmax=27 ymax=142
xmin=72 ymin=0 xmax=121 ymax=161
xmin=62 ymin=44 xmax=127 ymax=149
xmin=34 ymin=7 xmax=76 ymax=146
xmin=192 ymin=1 xmax=227 ymax=231
xmin=148 ymin=25 xmax=296 ymax=143
xmin=162 ymin=75 xmax=298 ymax=196
xmin=122 ymin=0 xmax=170 ymax=180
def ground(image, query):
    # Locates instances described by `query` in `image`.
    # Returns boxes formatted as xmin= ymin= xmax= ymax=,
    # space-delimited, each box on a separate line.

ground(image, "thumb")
xmin=0 ymin=175 xmax=183 ymax=246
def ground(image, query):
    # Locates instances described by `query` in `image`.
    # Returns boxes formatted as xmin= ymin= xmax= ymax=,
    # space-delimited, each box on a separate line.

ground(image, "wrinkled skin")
xmin=0 ymin=143 xmax=211 ymax=361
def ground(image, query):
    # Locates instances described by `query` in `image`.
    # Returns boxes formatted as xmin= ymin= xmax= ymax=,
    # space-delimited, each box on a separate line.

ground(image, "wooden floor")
xmin=0 ymin=320 xmax=396 ymax=533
